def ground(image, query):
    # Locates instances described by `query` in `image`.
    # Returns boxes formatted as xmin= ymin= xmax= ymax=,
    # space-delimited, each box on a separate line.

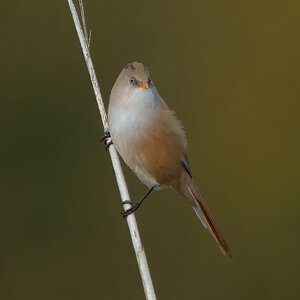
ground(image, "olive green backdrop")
xmin=1 ymin=1 xmax=299 ymax=299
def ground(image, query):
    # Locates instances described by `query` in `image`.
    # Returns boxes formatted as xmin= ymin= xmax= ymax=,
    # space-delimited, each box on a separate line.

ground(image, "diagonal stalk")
xmin=67 ymin=1 xmax=157 ymax=299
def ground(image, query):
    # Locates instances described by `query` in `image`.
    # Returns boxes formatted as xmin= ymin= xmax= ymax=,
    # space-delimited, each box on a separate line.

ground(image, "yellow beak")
xmin=138 ymin=81 xmax=148 ymax=89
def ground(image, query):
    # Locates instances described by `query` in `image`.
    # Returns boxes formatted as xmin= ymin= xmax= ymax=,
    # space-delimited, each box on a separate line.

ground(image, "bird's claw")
xmin=120 ymin=200 xmax=133 ymax=205
xmin=122 ymin=205 xmax=137 ymax=218
xmin=121 ymin=200 xmax=139 ymax=218
xmin=101 ymin=130 xmax=113 ymax=150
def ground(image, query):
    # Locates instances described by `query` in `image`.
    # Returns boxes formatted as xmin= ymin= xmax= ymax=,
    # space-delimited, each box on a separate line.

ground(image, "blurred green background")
xmin=1 ymin=0 xmax=299 ymax=299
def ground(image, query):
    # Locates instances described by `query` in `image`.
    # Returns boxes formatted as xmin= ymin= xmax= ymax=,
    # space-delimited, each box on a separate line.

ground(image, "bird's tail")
xmin=176 ymin=175 xmax=231 ymax=258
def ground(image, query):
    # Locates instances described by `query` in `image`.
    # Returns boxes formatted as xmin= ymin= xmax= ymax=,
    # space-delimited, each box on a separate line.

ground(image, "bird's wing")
xmin=181 ymin=156 xmax=193 ymax=178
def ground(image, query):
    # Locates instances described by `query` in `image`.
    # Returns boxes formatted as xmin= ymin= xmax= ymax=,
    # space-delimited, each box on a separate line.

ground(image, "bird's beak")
xmin=138 ymin=81 xmax=148 ymax=89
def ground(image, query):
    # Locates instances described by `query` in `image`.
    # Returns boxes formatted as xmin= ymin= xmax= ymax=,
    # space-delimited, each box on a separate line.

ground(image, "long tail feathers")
xmin=186 ymin=184 xmax=232 ymax=258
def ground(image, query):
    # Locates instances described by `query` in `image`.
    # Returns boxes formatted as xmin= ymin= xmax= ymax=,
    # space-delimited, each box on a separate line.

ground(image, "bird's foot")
xmin=121 ymin=200 xmax=140 ymax=218
xmin=120 ymin=186 xmax=155 ymax=218
xmin=101 ymin=130 xmax=113 ymax=150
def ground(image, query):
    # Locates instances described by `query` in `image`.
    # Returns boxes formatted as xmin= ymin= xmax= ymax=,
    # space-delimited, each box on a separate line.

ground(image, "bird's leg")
xmin=101 ymin=130 xmax=113 ymax=150
xmin=121 ymin=186 xmax=156 ymax=218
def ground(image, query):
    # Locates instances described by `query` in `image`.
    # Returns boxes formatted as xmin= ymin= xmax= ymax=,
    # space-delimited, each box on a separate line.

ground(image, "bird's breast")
xmin=108 ymin=104 xmax=159 ymax=187
xmin=109 ymin=88 xmax=159 ymax=152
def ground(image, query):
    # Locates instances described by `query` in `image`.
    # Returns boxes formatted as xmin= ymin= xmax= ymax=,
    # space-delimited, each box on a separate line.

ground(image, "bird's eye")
xmin=148 ymin=78 xmax=152 ymax=83
xmin=129 ymin=77 xmax=135 ymax=85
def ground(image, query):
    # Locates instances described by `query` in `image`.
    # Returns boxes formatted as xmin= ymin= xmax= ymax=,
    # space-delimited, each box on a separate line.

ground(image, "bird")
xmin=107 ymin=62 xmax=231 ymax=257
